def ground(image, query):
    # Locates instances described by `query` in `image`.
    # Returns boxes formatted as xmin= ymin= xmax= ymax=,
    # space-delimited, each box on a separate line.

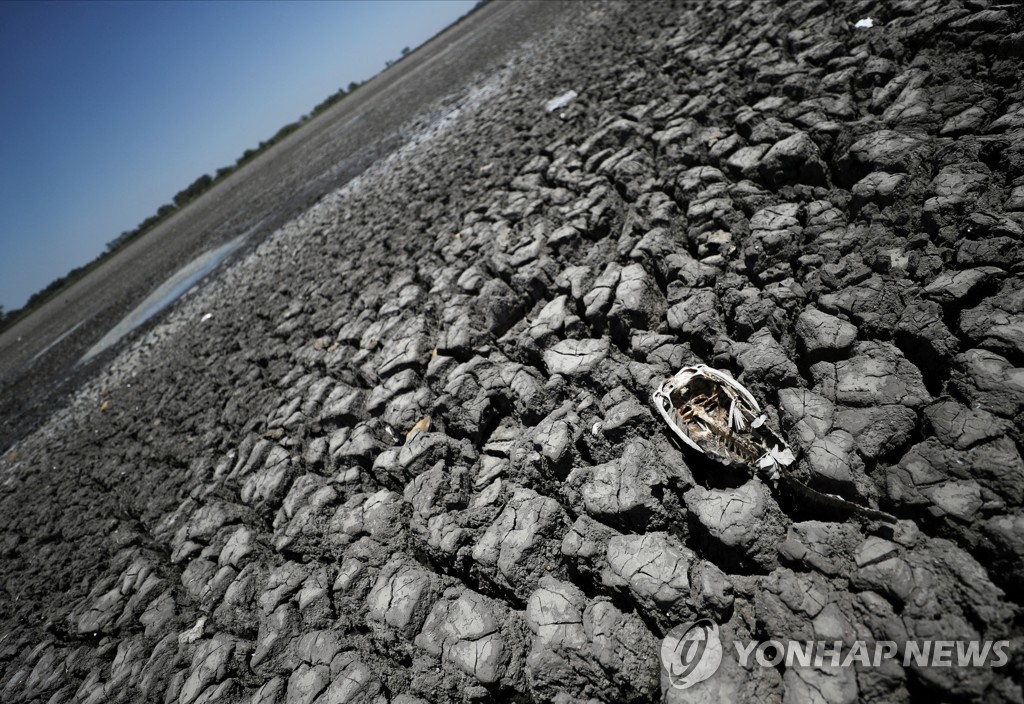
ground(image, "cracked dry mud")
xmin=2 ymin=0 xmax=1024 ymax=702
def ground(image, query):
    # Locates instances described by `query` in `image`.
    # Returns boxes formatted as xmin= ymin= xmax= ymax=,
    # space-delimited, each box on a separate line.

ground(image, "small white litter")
xmin=854 ymin=17 xmax=874 ymax=28
xmin=178 ymin=616 xmax=207 ymax=644
xmin=200 ymin=313 xmax=213 ymax=323
xmin=544 ymin=89 xmax=578 ymax=113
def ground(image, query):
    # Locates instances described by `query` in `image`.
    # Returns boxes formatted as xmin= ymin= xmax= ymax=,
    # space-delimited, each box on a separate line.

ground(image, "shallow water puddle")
xmin=79 ymin=234 xmax=247 ymax=364
xmin=27 ymin=320 xmax=87 ymax=367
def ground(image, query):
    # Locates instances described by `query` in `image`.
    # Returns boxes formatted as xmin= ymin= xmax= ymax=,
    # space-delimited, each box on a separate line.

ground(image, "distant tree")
xmin=271 ymin=122 xmax=301 ymax=143
xmin=0 ymin=304 xmax=5 ymax=321
xmin=173 ymin=174 xmax=214 ymax=207
xmin=106 ymin=230 xmax=132 ymax=252
xmin=237 ymin=148 xmax=258 ymax=166
xmin=401 ymin=46 xmax=410 ymax=56
xmin=348 ymin=81 xmax=361 ymax=92
xmin=310 ymin=85 xmax=356 ymax=118
xmin=139 ymin=214 xmax=160 ymax=231
xmin=156 ymin=204 xmax=176 ymax=219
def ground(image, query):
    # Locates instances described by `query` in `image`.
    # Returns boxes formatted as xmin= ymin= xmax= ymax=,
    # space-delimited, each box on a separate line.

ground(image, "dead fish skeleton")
xmin=651 ymin=364 xmax=794 ymax=482
xmin=652 ymin=364 xmax=895 ymax=522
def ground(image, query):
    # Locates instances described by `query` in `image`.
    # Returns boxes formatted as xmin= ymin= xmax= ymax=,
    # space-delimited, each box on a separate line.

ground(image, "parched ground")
xmin=2 ymin=1 xmax=1023 ymax=702
xmin=0 ymin=0 xmax=570 ymax=452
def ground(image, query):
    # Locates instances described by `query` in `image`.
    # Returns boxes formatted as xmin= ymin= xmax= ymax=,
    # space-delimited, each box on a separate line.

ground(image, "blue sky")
xmin=0 ymin=0 xmax=476 ymax=312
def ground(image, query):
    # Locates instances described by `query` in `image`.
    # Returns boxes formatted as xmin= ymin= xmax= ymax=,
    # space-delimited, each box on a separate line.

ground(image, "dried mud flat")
xmin=2 ymin=0 xmax=1024 ymax=702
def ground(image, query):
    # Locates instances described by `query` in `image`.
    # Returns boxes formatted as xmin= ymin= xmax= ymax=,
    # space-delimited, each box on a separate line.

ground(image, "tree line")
xmin=102 ymin=77 xmax=368 ymax=257
xmin=0 ymin=78 xmax=371 ymax=334
xmin=1 ymin=0 xmax=495 ymax=334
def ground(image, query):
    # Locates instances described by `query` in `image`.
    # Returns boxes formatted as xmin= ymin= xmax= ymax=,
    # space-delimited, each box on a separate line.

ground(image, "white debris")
xmin=544 ymin=89 xmax=578 ymax=113
xmin=200 ymin=313 xmax=213 ymax=323
xmin=854 ymin=17 xmax=874 ymax=28
xmin=178 ymin=616 xmax=207 ymax=644
xmin=591 ymin=421 xmax=602 ymax=436
xmin=651 ymin=364 xmax=796 ymax=483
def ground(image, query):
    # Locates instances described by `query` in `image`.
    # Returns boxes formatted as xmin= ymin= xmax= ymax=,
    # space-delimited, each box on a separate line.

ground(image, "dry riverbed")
xmin=1 ymin=1 xmax=1023 ymax=702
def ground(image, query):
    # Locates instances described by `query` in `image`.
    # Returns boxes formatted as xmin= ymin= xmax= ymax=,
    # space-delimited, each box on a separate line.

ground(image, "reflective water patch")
xmin=79 ymin=234 xmax=247 ymax=365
